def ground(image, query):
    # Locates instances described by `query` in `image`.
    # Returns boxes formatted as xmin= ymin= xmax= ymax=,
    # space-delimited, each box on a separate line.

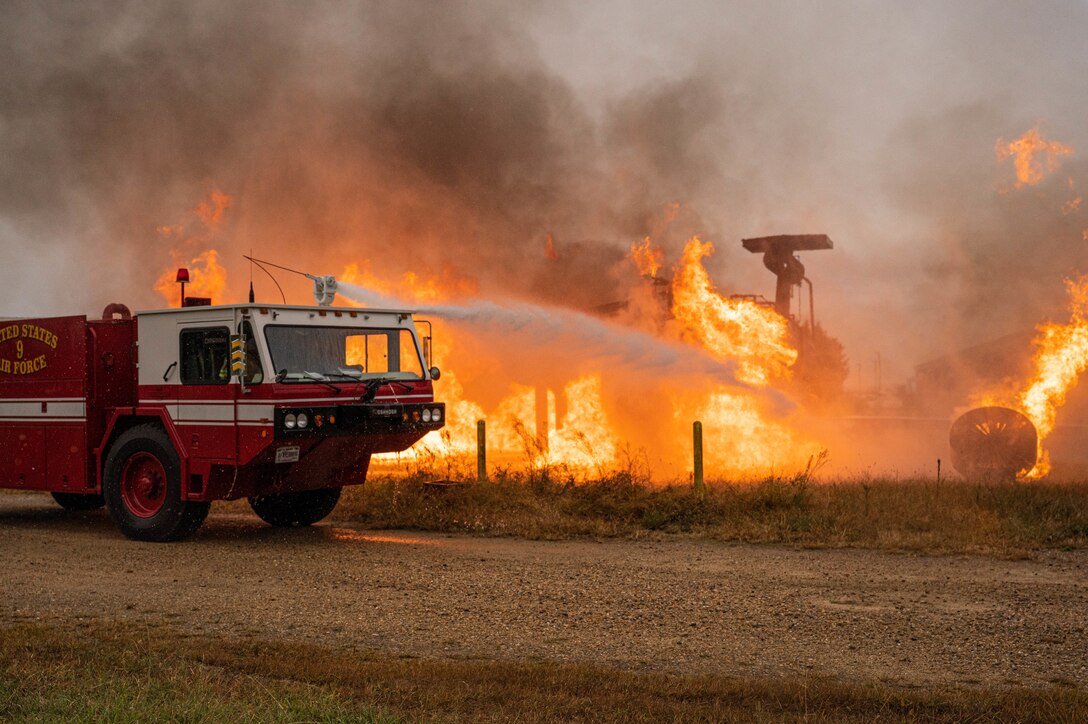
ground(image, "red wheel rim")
xmin=120 ymin=452 xmax=167 ymax=518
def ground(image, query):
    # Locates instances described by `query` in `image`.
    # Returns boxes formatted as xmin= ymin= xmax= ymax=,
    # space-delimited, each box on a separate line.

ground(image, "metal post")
xmin=693 ymin=421 xmax=704 ymax=494
xmin=477 ymin=420 xmax=487 ymax=482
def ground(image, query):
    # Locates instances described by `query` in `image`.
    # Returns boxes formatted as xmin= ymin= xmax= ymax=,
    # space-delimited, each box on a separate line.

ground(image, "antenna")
xmin=242 ymin=255 xmax=338 ymax=306
xmin=248 ymin=248 xmax=255 ymax=303
xmin=242 ymin=255 xmax=287 ymax=304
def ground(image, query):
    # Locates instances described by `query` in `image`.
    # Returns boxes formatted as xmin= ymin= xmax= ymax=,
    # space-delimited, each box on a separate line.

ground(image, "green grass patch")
xmin=0 ymin=620 xmax=388 ymax=722
xmin=2 ymin=619 xmax=1085 ymax=723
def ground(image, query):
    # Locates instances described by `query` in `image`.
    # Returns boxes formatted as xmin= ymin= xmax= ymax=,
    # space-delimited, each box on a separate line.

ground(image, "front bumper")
xmin=274 ymin=402 xmax=445 ymax=439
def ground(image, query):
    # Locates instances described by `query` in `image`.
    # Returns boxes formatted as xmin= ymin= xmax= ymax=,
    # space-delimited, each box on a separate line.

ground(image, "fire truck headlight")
xmin=422 ymin=409 xmax=432 ymax=422
xmin=284 ymin=413 xmax=297 ymax=429
xmin=296 ymin=412 xmax=309 ymax=429
xmin=432 ymin=408 xmax=442 ymax=421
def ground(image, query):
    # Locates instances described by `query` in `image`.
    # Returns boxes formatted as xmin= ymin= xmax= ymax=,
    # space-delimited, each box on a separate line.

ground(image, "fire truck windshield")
xmin=264 ymin=325 xmax=424 ymax=382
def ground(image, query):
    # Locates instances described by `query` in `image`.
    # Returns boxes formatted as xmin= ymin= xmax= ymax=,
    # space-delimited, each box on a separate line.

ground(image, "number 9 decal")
xmin=15 ymin=340 xmax=23 ymax=359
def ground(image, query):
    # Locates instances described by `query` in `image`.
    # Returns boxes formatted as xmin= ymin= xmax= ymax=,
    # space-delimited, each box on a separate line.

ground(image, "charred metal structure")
xmin=949 ymin=406 xmax=1038 ymax=479
xmin=742 ymin=234 xmax=834 ymax=321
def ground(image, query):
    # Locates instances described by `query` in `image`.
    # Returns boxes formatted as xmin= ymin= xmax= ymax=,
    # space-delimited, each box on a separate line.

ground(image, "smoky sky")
xmin=2 ymin=0 xmax=1088 ymax=387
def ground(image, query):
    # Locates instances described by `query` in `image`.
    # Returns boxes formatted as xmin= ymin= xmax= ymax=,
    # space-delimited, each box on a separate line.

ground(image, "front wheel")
xmin=248 ymin=487 xmax=342 ymax=527
xmin=51 ymin=491 xmax=105 ymax=511
xmin=103 ymin=424 xmax=210 ymax=542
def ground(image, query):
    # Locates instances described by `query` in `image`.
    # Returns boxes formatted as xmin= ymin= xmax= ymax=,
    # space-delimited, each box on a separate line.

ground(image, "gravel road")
xmin=2 ymin=492 xmax=1086 ymax=688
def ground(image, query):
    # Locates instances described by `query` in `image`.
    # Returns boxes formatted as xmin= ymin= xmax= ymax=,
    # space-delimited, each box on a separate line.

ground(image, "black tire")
xmin=248 ymin=487 xmax=341 ymax=527
xmin=51 ymin=491 xmax=105 ymax=511
xmin=102 ymin=424 xmax=210 ymax=542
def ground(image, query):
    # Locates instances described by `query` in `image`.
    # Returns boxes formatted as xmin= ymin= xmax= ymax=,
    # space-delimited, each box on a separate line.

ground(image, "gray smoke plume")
xmin=3 ymin=0 xmax=1088 ymax=398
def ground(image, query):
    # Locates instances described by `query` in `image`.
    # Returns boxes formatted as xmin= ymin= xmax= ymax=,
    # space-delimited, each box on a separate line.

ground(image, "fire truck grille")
xmin=274 ymin=402 xmax=445 ymax=438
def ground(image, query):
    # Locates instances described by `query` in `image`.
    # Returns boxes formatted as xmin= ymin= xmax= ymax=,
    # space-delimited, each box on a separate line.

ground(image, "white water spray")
xmin=337 ymin=281 xmax=787 ymax=399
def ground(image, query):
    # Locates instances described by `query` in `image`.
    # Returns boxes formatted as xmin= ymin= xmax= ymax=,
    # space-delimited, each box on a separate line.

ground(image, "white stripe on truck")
xmin=0 ymin=399 xmax=87 ymax=419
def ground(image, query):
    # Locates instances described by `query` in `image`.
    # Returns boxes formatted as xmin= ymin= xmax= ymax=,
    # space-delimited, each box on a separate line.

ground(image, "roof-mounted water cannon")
xmin=742 ymin=234 xmax=833 ymax=321
xmin=306 ymin=274 xmax=338 ymax=306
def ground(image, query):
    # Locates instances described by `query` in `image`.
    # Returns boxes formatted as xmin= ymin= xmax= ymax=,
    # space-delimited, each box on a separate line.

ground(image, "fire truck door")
xmin=176 ymin=325 xmax=237 ymax=460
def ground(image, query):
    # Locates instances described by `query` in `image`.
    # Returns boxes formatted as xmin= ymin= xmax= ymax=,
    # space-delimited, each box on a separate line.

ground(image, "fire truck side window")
xmin=179 ymin=327 xmax=231 ymax=385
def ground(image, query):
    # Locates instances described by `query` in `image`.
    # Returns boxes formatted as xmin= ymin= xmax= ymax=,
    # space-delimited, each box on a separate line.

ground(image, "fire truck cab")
xmin=0 ymin=302 xmax=444 ymax=541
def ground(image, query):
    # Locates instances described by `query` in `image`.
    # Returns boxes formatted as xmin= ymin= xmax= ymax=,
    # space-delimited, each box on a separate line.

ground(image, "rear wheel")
xmin=248 ymin=487 xmax=341 ymax=527
xmin=103 ymin=424 xmax=210 ymax=542
xmin=51 ymin=492 xmax=105 ymax=511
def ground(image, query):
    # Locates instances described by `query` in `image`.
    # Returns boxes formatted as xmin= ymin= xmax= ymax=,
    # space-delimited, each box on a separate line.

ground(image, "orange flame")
xmin=340 ymin=262 xmax=478 ymax=304
xmin=154 ymin=189 xmax=234 ymax=307
xmin=673 ymin=388 xmax=816 ymax=477
xmin=670 ymin=236 xmax=797 ymax=386
xmin=340 ymin=261 xmax=391 ymax=295
xmin=193 ymin=189 xmax=233 ymax=226
xmin=375 ymin=234 xmax=814 ymax=478
xmin=464 ymin=375 xmax=618 ymax=468
xmin=630 ymin=236 xmax=663 ymax=279
xmin=545 ymin=375 xmax=617 ymax=468
xmin=664 ymin=236 xmax=813 ymax=474
xmin=1016 ymin=276 xmax=1088 ymax=478
xmin=996 ymin=126 xmax=1073 ymax=188
xmin=153 ymin=249 xmax=228 ymax=306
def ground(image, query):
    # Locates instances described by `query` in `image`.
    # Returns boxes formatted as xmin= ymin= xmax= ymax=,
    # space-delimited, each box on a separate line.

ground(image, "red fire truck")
xmin=0 ymin=300 xmax=444 ymax=541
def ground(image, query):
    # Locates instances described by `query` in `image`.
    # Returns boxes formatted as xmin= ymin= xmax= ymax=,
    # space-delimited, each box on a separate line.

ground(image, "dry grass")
xmin=2 ymin=619 xmax=1085 ymax=723
xmin=341 ymin=469 xmax=1088 ymax=555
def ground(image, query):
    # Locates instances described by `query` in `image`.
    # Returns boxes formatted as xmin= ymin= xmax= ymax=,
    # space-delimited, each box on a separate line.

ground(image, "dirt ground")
xmin=1 ymin=491 xmax=1086 ymax=689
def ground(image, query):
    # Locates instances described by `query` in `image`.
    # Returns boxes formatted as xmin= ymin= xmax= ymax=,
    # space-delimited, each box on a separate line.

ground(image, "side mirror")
xmin=429 ymin=366 xmax=441 ymax=381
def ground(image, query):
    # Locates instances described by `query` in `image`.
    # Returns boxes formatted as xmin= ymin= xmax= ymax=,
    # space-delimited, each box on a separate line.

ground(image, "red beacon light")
xmin=175 ymin=268 xmax=189 ymax=308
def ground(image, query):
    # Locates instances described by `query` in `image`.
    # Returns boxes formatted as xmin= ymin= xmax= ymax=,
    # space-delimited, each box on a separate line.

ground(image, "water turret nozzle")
xmin=306 ymin=274 xmax=338 ymax=306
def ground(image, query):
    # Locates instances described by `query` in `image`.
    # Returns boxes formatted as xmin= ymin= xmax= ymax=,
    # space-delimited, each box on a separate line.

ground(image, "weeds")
xmin=342 ymin=470 xmax=1088 ymax=555
xmin=3 ymin=619 xmax=1085 ymax=723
